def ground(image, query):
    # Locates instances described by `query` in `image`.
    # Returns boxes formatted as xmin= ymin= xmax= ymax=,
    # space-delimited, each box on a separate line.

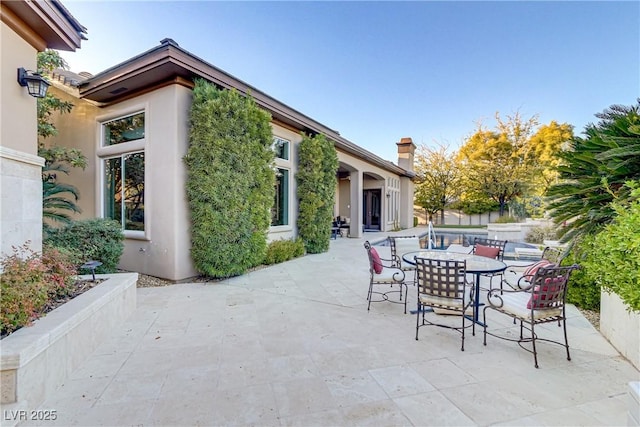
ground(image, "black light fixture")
xmin=17 ymin=68 xmax=50 ymax=98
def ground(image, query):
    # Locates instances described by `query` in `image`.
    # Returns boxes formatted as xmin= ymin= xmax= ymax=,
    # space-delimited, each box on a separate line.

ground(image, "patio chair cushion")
xmin=419 ymin=286 xmax=472 ymax=308
xmin=527 ymin=277 xmax=565 ymax=309
xmin=370 ymin=247 xmax=384 ymax=274
xmin=475 ymin=244 xmax=500 ymax=259
xmin=375 ymin=267 xmax=405 ymax=282
xmin=488 ymin=291 xmax=562 ymax=320
xmin=523 ymin=259 xmax=553 ymax=279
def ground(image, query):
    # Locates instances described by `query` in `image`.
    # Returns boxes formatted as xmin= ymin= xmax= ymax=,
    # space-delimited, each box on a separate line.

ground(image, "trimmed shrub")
xmin=581 ymin=186 xmax=640 ymax=311
xmin=185 ymin=80 xmax=274 ymax=277
xmin=297 ymin=133 xmax=339 ymax=253
xmin=493 ymin=215 xmax=518 ymax=224
xmin=45 ymin=218 xmax=124 ymax=273
xmin=264 ymin=238 xmax=305 ymax=265
xmin=525 ymin=224 xmax=559 ymax=244
xmin=0 ymin=244 xmax=78 ymax=335
xmin=413 ymin=216 xmax=419 ymax=227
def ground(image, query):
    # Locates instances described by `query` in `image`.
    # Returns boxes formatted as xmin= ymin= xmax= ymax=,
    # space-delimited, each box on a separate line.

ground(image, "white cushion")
xmin=373 ymin=267 xmax=405 ymax=283
xmin=488 ymin=292 xmax=562 ymax=320
xmin=419 ymin=286 xmax=472 ymax=308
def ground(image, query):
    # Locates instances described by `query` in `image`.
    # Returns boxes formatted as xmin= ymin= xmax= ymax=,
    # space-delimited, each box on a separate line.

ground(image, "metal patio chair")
xmin=364 ymin=241 xmax=408 ymax=313
xmin=414 ymin=256 xmax=474 ymax=351
xmin=473 ymin=237 xmax=508 ymax=291
xmin=483 ymin=264 xmax=580 ymax=368
xmin=389 ymin=235 xmax=421 ymax=284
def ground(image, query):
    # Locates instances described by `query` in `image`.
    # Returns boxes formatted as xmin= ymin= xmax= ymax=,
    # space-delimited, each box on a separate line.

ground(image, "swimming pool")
xmin=376 ymin=231 xmax=540 ymax=260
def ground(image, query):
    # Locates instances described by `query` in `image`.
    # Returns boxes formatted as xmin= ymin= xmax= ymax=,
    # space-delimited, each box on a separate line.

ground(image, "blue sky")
xmin=61 ymin=1 xmax=639 ymax=163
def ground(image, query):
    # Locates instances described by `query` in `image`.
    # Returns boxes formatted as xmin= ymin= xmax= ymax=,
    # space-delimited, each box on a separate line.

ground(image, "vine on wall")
xmin=297 ymin=133 xmax=338 ymax=254
xmin=185 ymin=80 xmax=275 ymax=277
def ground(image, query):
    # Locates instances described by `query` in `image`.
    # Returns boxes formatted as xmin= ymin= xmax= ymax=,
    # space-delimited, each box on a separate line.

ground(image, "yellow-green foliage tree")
xmin=457 ymin=112 xmax=570 ymax=217
xmin=414 ymin=144 xmax=460 ymax=223
xmin=528 ymin=121 xmax=574 ymax=193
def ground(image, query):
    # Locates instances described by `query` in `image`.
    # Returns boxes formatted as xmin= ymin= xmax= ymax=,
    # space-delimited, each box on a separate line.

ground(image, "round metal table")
xmin=402 ymin=250 xmax=507 ymax=324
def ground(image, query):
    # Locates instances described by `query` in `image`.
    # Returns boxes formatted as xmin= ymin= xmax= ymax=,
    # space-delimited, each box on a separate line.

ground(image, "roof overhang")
xmin=78 ymin=38 xmax=414 ymax=178
xmin=1 ymin=0 xmax=86 ymax=51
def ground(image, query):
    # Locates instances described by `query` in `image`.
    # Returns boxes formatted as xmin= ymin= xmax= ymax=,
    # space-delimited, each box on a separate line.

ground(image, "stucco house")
xmin=0 ymin=0 xmax=85 ymax=259
xmin=46 ymin=38 xmax=416 ymax=281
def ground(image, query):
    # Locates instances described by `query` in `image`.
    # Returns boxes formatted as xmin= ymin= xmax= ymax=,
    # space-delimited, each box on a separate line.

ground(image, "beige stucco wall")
xmin=46 ymin=85 xmax=100 ymax=219
xmin=95 ymin=85 xmax=197 ymax=281
xmin=1 ymin=22 xmax=44 ymax=257
xmin=48 ymin=84 xmax=198 ymax=280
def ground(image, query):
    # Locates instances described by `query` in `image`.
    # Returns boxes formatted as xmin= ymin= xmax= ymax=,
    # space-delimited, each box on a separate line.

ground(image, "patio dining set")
xmin=364 ymin=236 xmax=579 ymax=369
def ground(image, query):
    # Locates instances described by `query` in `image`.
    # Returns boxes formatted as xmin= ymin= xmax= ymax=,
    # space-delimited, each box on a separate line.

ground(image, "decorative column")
xmin=349 ymin=170 xmax=363 ymax=238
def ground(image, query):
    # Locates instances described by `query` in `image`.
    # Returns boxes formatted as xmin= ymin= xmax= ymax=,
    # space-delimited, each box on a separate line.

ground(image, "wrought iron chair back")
xmin=414 ymin=256 xmax=474 ymax=350
xmin=472 ymin=237 xmax=507 ymax=261
xmin=388 ymin=235 xmax=421 ymax=271
xmin=483 ymin=264 xmax=580 ymax=368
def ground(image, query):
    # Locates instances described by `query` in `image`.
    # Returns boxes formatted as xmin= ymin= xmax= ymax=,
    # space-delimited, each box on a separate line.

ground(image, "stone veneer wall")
xmin=0 ymin=148 xmax=44 ymax=259
xmin=0 ymin=273 xmax=137 ymax=416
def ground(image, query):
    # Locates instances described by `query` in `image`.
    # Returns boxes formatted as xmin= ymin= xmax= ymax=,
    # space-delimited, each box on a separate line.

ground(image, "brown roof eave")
xmin=79 ymin=39 xmax=414 ymax=178
xmin=2 ymin=0 xmax=86 ymax=51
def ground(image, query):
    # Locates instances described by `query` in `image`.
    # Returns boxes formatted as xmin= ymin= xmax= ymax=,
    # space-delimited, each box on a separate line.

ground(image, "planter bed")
xmin=0 ymin=273 xmax=137 ymax=415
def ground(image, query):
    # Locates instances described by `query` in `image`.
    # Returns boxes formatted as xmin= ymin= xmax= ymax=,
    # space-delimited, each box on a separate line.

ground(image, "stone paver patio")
xmin=25 ymin=229 xmax=639 ymax=426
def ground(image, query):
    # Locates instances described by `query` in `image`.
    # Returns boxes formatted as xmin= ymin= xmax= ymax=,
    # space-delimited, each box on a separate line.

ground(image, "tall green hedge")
xmin=297 ymin=133 xmax=338 ymax=253
xmin=185 ymin=80 xmax=274 ymax=277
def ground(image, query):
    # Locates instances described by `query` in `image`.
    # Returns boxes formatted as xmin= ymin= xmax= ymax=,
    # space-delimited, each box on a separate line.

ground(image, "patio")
xmin=24 ymin=229 xmax=638 ymax=426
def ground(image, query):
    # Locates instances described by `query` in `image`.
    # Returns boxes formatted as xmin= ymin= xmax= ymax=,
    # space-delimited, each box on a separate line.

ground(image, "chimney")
xmin=396 ymin=137 xmax=416 ymax=171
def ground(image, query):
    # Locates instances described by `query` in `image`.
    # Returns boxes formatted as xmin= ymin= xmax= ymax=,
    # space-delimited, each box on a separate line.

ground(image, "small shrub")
xmin=494 ymin=216 xmax=518 ymax=224
xmin=264 ymin=238 xmax=305 ymax=265
xmin=413 ymin=216 xmax=419 ymax=227
xmin=525 ymin=224 xmax=559 ymax=244
xmin=41 ymin=245 xmax=79 ymax=299
xmin=45 ymin=218 xmax=124 ymax=273
xmin=0 ymin=244 xmax=78 ymax=335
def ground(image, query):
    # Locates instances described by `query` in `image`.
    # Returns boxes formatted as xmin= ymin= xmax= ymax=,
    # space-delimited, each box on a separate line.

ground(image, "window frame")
xmin=271 ymin=136 xmax=292 ymax=231
xmin=97 ymin=108 xmax=148 ymax=240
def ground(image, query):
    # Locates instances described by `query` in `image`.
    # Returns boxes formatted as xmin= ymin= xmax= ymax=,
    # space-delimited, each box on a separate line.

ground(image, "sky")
xmin=60 ymin=1 xmax=639 ymax=163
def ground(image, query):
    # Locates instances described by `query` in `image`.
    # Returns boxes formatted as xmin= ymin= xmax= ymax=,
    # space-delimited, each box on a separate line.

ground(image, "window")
xmin=99 ymin=111 xmax=146 ymax=235
xmin=103 ymin=112 xmax=145 ymax=146
xmin=272 ymin=168 xmax=289 ymax=226
xmin=274 ymin=137 xmax=289 ymax=160
xmin=104 ymin=153 xmax=145 ymax=231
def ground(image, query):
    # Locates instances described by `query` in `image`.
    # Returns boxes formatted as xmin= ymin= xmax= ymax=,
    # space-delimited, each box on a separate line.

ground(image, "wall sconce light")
xmin=17 ymin=68 xmax=50 ymax=98
xmin=386 ymin=191 xmax=391 ymax=198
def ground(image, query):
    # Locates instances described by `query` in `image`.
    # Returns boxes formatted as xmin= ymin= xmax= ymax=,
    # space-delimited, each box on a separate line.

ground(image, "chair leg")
xmin=461 ymin=309 xmax=466 ymax=351
xmin=403 ymin=283 xmax=408 ymax=314
xmin=531 ymin=321 xmax=539 ymax=369
xmin=482 ymin=307 xmax=488 ymax=345
xmin=415 ymin=302 xmax=421 ymax=340
xmin=367 ymin=283 xmax=373 ymax=311
xmin=563 ymin=317 xmax=571 ymax=361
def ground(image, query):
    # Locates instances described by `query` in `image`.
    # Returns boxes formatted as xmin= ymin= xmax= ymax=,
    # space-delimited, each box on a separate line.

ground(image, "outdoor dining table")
xmin=402 ymin=249 xmax=507 ymax=325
